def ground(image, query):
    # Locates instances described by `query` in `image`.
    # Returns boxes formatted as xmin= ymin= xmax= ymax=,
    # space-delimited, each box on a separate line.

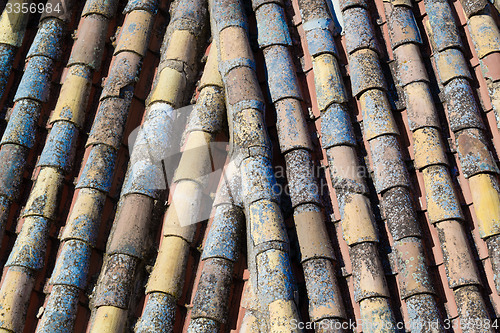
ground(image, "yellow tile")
xmin=146 ymin=235 xmax=190 ymax=297
xmin=341 ymin=193 xmax=378 ymax=245
xmin=469 ymin=173 xmax=500 ymax=238
xmin=89 ymin=306 xmax=127 ymax=333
